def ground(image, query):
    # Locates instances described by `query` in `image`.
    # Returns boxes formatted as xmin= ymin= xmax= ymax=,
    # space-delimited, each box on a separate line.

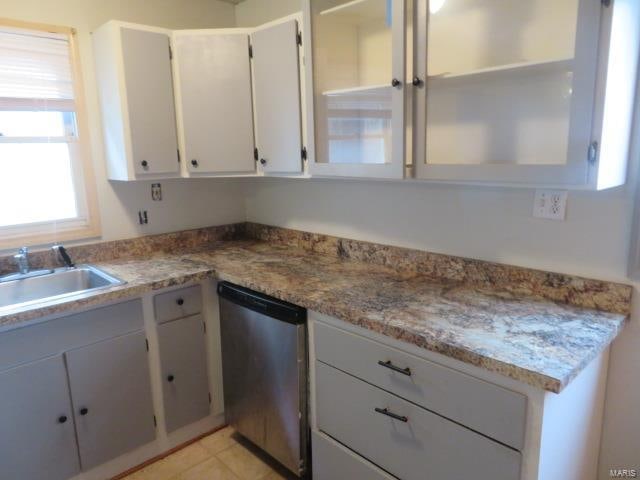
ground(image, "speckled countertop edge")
xmin=0 ymin=241 xmax=629 ymax=393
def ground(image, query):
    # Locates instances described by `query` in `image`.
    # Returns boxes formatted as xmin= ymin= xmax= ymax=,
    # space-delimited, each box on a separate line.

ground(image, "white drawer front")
xmin=312 ymin=430 xmax=396 ymax=480
xmin=316 ymin=361 xmax=522 ymax=480
xmin=314 ymin=321 xmax=526 ymax=450
xmin=154 ymin=285 xmax=202 ymax=324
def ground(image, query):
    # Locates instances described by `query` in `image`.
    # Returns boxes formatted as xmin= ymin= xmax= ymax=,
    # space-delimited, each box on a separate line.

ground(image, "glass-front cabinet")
xmin=414 ymin=0 xmax=601 ymax=185
xmin=304 ymin=0 xmax=639 ymax=189
xmin=304 ymin=0 xmax=406 ymax=178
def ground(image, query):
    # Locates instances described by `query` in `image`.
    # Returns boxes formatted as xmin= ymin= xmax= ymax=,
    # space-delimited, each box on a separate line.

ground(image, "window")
xmin=0 ymin=19 xmax=99 ymax=248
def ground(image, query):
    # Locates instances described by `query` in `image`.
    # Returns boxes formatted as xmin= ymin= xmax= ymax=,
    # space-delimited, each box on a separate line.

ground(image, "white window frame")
xmin=0 ymin=18 xmax=100 ymax=250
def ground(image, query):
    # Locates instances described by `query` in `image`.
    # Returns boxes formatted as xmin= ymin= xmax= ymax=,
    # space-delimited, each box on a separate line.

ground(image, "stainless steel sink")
xmin=0 ymin=265 xmax=125 ymax=314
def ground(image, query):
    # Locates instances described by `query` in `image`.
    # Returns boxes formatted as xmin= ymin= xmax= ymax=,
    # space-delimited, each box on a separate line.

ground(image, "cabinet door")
xmin=304 ymin=0 xmax=406 ymax=179
xmin=157 ymin=315 xmax=210 ymax=433
xmin=66 ymin=331 xmax=156 ymax=470
xmin=0 ymin=355 xmax=80 ymax=480
xmin=414 ymin=0 xmax=602 ymax=185
xmin=251 ymin=19 xmax=303 ymax=174
xmin=173 ymin=31 xmax=256 ymax=175
xmin=121 ymin=27 xmax=180 ymax=177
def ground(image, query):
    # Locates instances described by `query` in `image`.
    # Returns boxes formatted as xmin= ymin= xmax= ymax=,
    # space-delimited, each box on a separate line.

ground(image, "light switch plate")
xmin=533 ymin=190 xmax=568 ymax=220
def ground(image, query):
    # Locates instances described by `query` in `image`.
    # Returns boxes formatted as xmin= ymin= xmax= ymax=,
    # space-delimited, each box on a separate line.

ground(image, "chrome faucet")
xmin=14 ymin=247 xmax=29 ymax=275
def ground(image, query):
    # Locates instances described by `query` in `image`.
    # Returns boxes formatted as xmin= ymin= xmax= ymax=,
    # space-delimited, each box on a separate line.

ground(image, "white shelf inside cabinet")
xmin=428 ymin=58 xmax=574 ymax=88
xmin=319 ymin=0 xmax=389 ymax=24
xmin=322 ymin=84 xmax=390 ymax=96
xmin=322 ymin=84 xmax=392 ymax=110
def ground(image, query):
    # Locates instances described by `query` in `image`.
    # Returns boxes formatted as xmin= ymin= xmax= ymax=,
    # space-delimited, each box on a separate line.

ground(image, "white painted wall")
xmin=236 ymin=1 xmax=640 ymax=477
xmin=0 ymin=0 xmax=244 ymax=252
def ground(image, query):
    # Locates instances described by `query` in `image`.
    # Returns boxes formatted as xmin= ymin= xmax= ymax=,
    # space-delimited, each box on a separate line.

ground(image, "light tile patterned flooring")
xmin=122 ymin=427 xmax=297 ymax=480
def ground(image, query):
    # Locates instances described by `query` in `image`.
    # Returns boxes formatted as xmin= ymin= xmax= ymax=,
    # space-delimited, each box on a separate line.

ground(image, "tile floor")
xmin=121 ymin=427 xmax=297 ymax=480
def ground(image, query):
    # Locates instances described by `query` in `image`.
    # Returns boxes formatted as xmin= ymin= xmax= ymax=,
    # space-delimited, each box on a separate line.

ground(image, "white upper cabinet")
xmin=251 ymin=17 xmax=305 ymax=175
xmin=93 ymin=22 xmax=180 ymax=181
xmin=304 ymin=0 xmax=639 ymax=188
xmin=173 ymin=30 xmax=256 ymax=176
xmin=304 ymin=0 xmax=407 ymax=179
xmin=413 ymin=0 xmax=639 ymax=189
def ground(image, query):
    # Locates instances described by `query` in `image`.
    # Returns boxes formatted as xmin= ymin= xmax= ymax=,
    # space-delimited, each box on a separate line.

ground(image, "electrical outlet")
xmin=138 ymin=210 xmax=148 ymax=225
xmin=533 ymin=190 xmax=568 ymax=221
xmin=151 ymin=183 xmax=162 ymax=201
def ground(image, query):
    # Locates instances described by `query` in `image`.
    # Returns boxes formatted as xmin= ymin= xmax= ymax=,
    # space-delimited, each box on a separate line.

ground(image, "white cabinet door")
xmin=173 ymin=31 xmax=256 ymax=176
xmin=0 ymin=355 xmax=80 ymax=480
xmin=251 ymin=19 xmax=304 ymax=174
xmin=121 ymin=26 xmax=180 ymax=177
xmin=304 ymin=0 xmax=406 ymax=179
xmin=157 ymin=315 xmax=210 ymax=433
xmin=66 ymin=330 xmax=156 ymax=470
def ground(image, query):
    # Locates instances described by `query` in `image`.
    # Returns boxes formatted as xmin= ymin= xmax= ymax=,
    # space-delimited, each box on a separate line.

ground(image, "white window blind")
xmin=0 ymin=27 xmax=75 ymax=111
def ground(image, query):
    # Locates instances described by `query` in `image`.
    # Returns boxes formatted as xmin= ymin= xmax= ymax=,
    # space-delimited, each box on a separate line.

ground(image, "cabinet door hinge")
xmin=208 ymin=392 xmax=212 ymax=404
xmin=301 ymin=146 xmax=307 ymax=160
xmin=249 ymin=44 xmax=253 ymax=59
xmin=177 ymin=149 xmax=181 ymax=163
xmin=602 ymin=0 xmax=611 ymax=7
xmin=203 ymin=321 xmax=207 ymax=334
xmin=588 ymin=141 xmax=599 ymax=165
xmin=153 ymin=415 xmax=157 ymax=427
xmin=169 ymin=44 xmax=173 ymax=60
xmin=145 ymin=338 xmax=149 ymax=352
xmin=297 ymin=31 xmax=302 ymax=46
xmin=254 ymin=147 xmax=259 ymax=161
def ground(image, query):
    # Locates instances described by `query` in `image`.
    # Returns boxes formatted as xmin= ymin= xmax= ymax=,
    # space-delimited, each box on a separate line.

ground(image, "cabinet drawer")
xmin=0 ymin=299 xmax=143 ymax=372
xmin=314 ymin=321 xmax=526 ymax=450
xmin=312 ymin=430 xmax=396 ymax=480
xmin=316 ymin=362 xmax=521 ymax=480
xmin=154 ymin=285 xmax=202 ymax=324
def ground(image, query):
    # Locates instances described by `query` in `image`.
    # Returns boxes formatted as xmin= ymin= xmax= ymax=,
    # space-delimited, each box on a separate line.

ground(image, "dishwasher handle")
xmin=217 ymin=282 xmax=306 ymax=324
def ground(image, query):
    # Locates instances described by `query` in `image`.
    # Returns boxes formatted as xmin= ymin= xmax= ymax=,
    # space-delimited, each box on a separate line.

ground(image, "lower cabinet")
xmin=66 ymin=330 xmax=156 ymax=470
xmin=316 ymin=361 xmax=521 ymax=480
xmin=157 ymin=314 xmax=210 ymax=433
xmin=312 ymin=431 xmax=395 ymax=480
xmin=0 ymin=355 xmax=80 ymax=480
xmin=0 ymin=299 xmax=157 ymax=480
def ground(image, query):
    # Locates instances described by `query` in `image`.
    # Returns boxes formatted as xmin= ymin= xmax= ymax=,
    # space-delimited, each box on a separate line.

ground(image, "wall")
xmin=235 ymin=0 xmax=301 ymax=27
xmin=0 ymin=0 xmax=245 ymax=252
xmin=236 ymin=1 xmax=640 ymax=477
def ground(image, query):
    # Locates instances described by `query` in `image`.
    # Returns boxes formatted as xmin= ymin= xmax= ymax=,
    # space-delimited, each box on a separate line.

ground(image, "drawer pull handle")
xmin=375 ymin=407 xmax=408 ymax=423
xmin=378 ymin=360 xmax=411 ymax=376
xmin=176 ymin=298 xmax=185 ymax=306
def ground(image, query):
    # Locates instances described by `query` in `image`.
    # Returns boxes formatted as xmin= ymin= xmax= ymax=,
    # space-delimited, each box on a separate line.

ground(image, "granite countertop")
xmin=0 ymin=240 xmax=627 ymax=393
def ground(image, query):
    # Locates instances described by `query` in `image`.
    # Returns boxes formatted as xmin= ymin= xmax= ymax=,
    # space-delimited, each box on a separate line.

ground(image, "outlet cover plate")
xmin=533 ymin=190 xmax=568 ymax=220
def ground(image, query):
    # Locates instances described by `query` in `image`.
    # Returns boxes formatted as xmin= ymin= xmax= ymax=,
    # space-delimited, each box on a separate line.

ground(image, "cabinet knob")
xmin=79 ymin=407 xmax=89 ymax=416
xmin=176 ymin=298 xmax=184 ymax=306
xmin=260 ymin=158 xmax=267 ymax=166
xmin=167 ymin=374 xmax=175 ymax=383
xmin=141 ymin=160 xmax=149 ymax=169
xmin=191 ymin=159 xmax=199 ymax=168
xmin=58 ymin=415 xmax=68 ymax=424
xmin=391 ymin=78 xmax=402 ymax=88
xmin=412 ymin=76 xmax=423 ymax=87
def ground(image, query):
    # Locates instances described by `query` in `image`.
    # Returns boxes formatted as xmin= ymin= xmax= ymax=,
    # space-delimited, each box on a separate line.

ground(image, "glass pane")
xmin=0 ymin=111 xmax=74 ymax=137
xmin=0 ymin=143 xmax=78 ymax=227
xmin=425 ymin=0 xmax=580 ymax=166
xmin=312 ymin=0 xmax=394 ymax=164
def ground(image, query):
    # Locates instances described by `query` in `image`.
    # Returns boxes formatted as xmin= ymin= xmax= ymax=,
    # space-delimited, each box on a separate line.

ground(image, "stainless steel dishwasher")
xmin=218 ymin=282 xmax=308 ymax=477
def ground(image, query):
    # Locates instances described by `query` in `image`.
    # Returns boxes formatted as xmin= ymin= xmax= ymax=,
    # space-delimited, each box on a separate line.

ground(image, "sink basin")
xmin=0 ymin=265 xmax=125 ymax=314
